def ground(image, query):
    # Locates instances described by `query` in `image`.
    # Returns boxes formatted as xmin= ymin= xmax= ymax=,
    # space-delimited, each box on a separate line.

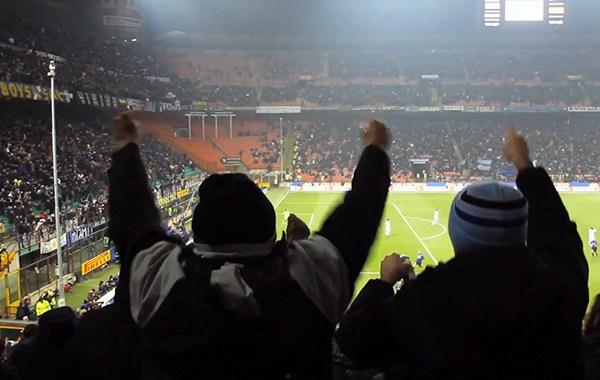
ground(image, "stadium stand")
xmin=292 ymin=116 xmax=600 ymax=182
xmin=0 ymin=102 xmax=198 ymax=244
xmin=0 ymin=2 xmax=599 ymax=379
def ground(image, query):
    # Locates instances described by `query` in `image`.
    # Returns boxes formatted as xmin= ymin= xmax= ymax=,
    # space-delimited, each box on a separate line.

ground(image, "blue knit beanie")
xmin=449 ymin=181 xmax=528 ymax=256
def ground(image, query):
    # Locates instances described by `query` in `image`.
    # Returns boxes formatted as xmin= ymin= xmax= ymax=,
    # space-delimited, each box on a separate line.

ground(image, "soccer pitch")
xmin=267 ymin=188 xmax=600 ymax=303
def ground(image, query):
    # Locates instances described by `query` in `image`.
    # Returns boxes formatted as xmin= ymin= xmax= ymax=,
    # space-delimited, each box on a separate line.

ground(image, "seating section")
xmin=143 ymin=119 xmax=281 ymax=172
xmin=143 ymin=121 xmax=226 ymax=172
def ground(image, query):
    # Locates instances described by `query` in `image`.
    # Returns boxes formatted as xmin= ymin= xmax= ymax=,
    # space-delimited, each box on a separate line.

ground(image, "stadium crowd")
xmin=78 ymin=275 xmax=119 ymax=316
xmin=292 ymin=117 xmax=600 ymax=182
xmin=204 ymin=82 xmax=598 ymax=108
xmin=0 ymin=16 xmax=197 ymax=101
xmin=3 ymin=16 xmax=600 ymax=109
xmin=0 ymin=116 xmax=595 ymax=380
xmin=0 ymin=104 xmax=197 ymax=245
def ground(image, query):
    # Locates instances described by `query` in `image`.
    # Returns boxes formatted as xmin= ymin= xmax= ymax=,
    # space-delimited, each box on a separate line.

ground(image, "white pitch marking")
xmin=403 ymin=216 xmax=448 ymax=241
xmin=392 ymin=203 xmax=439 ymax=265
xmin=308 ymin=213 xmax=315 ymax=228
xmin=359 ymin=271 xmax=379 ymax=275
xmin=272 ymin=188 xmax=290 ymax=210
xmin=282 ymin=202 xmax=337 ymax=205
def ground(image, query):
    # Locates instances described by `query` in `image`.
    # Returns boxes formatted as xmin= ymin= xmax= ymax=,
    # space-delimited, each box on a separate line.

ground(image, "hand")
xmin=362 ymin=119 xmax=391 ymax=151
xmin=503 ymin=127 xmax=531 ymax=171
xmin=113 ymin=112 xmax=140 ymax=148
xmin=286 ymin=214 xmax=310 ymax=242
xmin=380 ymin=253 xmax=414 ymax=285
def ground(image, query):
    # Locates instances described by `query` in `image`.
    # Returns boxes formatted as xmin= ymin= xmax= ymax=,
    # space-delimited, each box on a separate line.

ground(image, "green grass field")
xmin=65 ymin=188 xmax=599 ymax=311
xmin=65 ymin=265 xmax=120 ymax=310
xmin=267 ymin=188 xmax=600 ymax=303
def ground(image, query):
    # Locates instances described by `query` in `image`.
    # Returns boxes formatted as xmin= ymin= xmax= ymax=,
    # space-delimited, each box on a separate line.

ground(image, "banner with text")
xmin=0 ymin=81 xmax=72 ymax=103
xmin=76 ymin=91 xmax=123 ymax=108
xmin=256 ymin=106 xmax=301 ymax=114
xmin=81 ymin=250 xmax=112 ymax=276
xmin=289 ymin=182 xmax=599 ymax=193
xmin=40 ymin=234 xmax=68 ymax=254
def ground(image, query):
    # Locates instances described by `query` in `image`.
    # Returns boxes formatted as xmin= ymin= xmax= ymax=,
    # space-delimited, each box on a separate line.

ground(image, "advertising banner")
xmin=567 ymin=106 xmax=600 ymax=113
xmin=103 ymin=15 xmax=143 ymax=29
xmin=81 ymin=250 xmax=112 ymax=276
xmin=76 ymin=91 xmax=122 ymax=108
xmin=256 ymin=106 xmax=301 ymax=114
xmin=0 ymin=81 xmax=72 ymax=103
xmin=176 ymin=188 xmax=190 ymax=199
xmin=158 ymin=101 xmax=181 ymax=112
xmin=290 ymin=181 xmax=597 ymax=193
xmin=442 ymin=105 xmax=464 ymax=111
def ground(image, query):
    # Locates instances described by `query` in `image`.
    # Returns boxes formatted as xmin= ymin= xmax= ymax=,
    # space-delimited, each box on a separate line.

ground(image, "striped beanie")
xmin=449 ymin=181 xmax=528 ymax=256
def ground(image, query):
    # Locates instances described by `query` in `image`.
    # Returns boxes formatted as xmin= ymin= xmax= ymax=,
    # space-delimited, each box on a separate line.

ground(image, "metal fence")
xmin=1 ymin=227 xmax=110 ymax=317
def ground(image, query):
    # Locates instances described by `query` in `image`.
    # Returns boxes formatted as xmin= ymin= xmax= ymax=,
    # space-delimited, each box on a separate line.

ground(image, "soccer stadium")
xmin=0 ymin=0 xmax=599 ymax=379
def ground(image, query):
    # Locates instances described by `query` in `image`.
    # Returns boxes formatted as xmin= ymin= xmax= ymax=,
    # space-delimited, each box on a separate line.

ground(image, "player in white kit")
xmin=432 ymin=209 xmax=439 ymax=225
xmin=384 ymin=218 xmax=391 ymax=237
xmin=282 ymin=209 xmax=290 ymax=226
xmin=590 ymin=226 xmax=597 ymax=257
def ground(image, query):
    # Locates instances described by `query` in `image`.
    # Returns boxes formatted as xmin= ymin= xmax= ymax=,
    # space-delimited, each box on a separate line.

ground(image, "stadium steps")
xmin=282 ymin=128 xmax=295 ymax=172
xmin=143 ymin=121 xmax=226 ymax=172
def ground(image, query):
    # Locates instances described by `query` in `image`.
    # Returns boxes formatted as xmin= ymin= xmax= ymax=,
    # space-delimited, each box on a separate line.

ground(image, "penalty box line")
xmin=272 ymin=188 xmax=290 ymax=210
xmin=392 ymin=203 xmax=439 ymax=266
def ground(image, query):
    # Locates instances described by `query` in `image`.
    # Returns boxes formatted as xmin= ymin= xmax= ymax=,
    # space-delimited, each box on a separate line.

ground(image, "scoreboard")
xmin=483 ymin=0 xmax=566 ymax=27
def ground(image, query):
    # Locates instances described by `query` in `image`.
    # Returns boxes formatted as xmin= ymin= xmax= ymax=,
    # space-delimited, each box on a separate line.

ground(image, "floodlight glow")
xmin=505 ymin=0 xmax=544 ymax=21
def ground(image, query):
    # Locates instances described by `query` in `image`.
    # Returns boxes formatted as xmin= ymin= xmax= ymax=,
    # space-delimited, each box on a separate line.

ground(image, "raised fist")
xmin=361 ymin=119 xmax=391 ymax=151
xmin=113 ymin=112 xmax=139 ymax=148
xmin=503 ymin=127 xmax=531 ymax=171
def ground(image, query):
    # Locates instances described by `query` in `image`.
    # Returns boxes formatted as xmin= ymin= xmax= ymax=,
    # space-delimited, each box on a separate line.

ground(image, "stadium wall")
xmin=290 ymin=182 xmax=600 ymax=193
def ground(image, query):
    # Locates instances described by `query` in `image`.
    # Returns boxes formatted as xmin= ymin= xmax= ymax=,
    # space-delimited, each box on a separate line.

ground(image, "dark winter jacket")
xmin=104 ymin=142 xmax=390 ymax=379
xmin=584 ymin=331 xmax=600 ymax=380
xmin=336 ymin=167 xmax=589 ymax=380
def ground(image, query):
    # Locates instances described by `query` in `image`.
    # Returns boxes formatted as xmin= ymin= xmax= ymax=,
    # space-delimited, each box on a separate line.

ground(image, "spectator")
xmin=106 ymin=115 xmax=390 ymax=379
xmin=34 ymin=293 xmax=51 ymax=318
xmin=10 ymin=307 xmax=78 ymax=380
xmin=0 ymin=338 xmax=18 ymax=380
xmin=335 ymin=129 xmax=589 ymax=380
xmin=8 ymin=324 xmax=37 ymax=370
xmin=15 ymin=298 xmax=31 ymax=320
xmin=584 ymin=294 xmax=600 ymax=380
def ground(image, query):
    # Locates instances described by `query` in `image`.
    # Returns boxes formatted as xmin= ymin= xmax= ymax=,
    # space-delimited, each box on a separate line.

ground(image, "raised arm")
xmin=317 ymin=120 xmax=391 ymax=282
xmin=505 ymin=128 xmax=589 ymax=316
xmin=108 ymin=113 xmax=164 ymax=304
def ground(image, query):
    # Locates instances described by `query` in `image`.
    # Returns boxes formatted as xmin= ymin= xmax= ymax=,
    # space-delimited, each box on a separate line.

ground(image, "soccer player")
xmin=384 ymin=218 xmax=391 ymax=237
xmin=282 ymin=208 xmax=290 ymax=225
xmin=416 ymin=251 xmax=425 ymax=267
xmin=590 ymin=226 xmax=598 ymax=257
xmin=432 ymin=208 xmax=439 ymax=225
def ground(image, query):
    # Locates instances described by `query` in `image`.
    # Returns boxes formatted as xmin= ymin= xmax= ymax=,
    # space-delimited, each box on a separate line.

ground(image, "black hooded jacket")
xmin=80 ymin=142 xmax=390 ymax=380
